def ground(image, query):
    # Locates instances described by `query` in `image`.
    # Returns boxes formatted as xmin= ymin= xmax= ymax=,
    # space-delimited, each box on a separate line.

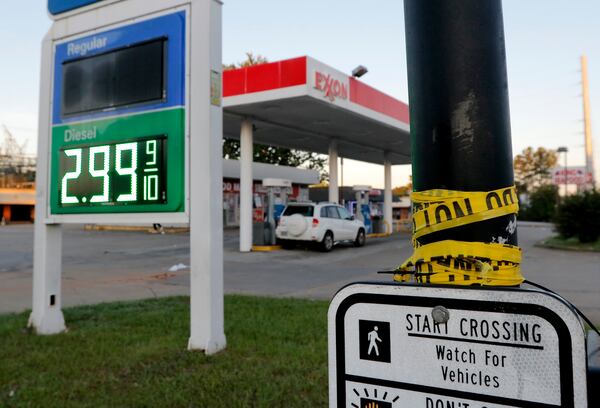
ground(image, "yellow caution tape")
xmin=411 ymin=186 xmax=519 ymax=242
xmin=394 ymin=240 xmax=523 ymax=286
xmin=395 ymin=185 xmax=524 ymax=287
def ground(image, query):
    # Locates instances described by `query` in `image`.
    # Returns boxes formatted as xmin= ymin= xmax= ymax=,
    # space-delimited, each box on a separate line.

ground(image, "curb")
xmin=518 ymin=221 xmax=554 ymax=228
xmin=251 ymin=245 xmax=282 ymax=252
xmin=367 ymin=233 xmax=392 ymax=239
xmin=84 ymin=224 xmax=190 ymax=234
xmin=535 ymin=241 xmax=600 ymax=253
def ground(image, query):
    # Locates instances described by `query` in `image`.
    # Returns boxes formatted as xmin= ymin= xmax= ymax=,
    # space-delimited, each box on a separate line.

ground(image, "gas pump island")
xmin=31 ymin=0 xmax=226 ymax=353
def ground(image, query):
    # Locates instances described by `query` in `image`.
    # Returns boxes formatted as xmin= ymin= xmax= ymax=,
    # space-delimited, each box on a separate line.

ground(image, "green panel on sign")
xmin=50 ymin=109 xmax=185 ymax=214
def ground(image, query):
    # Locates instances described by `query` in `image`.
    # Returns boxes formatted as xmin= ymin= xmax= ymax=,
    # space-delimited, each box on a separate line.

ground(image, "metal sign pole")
xmin=405 ymin=0 xmax=517 ymax=247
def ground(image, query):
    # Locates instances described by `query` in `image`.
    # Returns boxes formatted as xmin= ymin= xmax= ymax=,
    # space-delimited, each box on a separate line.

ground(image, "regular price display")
xmin=59 ymin=137 xmax=167 ymax=207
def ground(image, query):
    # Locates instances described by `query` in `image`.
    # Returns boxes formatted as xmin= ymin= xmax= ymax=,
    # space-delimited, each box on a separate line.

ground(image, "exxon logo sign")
xmin=48 ymin=0 xmax=104 ymax=15
xmin=314 ymin=71 xmax=348 ymax=102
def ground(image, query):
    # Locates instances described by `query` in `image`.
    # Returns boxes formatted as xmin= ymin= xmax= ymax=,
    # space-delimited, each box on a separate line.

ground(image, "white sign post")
xmin=329 ymin=283 xmax=588 ymax=407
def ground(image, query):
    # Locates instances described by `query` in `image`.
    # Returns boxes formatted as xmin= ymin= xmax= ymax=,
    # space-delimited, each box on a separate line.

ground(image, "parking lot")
xmin=1 ymin=223 xmax=599 ymax=323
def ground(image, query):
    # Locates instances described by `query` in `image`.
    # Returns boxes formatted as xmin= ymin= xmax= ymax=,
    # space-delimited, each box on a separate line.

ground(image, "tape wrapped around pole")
xmin=403 ymin=0 xmax=521 ymax=286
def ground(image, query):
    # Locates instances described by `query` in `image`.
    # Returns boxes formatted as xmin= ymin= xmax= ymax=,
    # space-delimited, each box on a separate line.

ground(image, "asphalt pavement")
xmin=0 ymin=223 xmax=599 ymax=323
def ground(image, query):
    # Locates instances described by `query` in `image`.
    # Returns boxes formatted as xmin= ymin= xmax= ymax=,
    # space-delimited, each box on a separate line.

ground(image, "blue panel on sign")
xmin=52 ymin=12 xmax=186 ymax=125
xmin=48 ymin=0 xmax=104 ymax=15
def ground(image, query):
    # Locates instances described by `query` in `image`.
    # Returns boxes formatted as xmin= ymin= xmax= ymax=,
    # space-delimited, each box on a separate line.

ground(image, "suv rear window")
xmin=321 ymin=206 xmax=341 ymax=219
xmin=283 ymin=205 xmax=314 ymax=217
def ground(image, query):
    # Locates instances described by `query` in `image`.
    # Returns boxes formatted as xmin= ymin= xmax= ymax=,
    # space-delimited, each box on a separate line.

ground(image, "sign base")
xmin=28 ymin=309 xmax=66 ymax=335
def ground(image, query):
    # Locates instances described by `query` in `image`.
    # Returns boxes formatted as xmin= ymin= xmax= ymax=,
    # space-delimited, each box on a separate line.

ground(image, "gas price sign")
xmin=48 ymin=12 xmax=186 ymax=216
xmin=59 ymin=137 xmax=166 ymax=207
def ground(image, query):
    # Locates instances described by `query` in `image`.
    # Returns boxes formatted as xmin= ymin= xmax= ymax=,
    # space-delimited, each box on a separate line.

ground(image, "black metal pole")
xmin=404 ymin=0 xmax=517 ymax=246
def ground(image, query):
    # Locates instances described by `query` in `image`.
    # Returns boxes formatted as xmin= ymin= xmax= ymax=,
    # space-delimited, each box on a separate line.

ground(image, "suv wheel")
xmin=279 ymin=239 xmax=294 ymax=249
xmin=354 ymin=229 xmax=366 ymax=247
xmin=321 ymin=231 xmax=334 ymax=252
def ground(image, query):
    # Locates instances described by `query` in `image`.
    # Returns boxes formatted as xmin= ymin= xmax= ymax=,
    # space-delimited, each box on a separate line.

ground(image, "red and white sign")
xmin=551 ymin=167 xmax=593 ymax=185
xmin=314 ymin=71 xmax=348 ymax=102
xmin=223 ymin=178 xmax=300 ymax=196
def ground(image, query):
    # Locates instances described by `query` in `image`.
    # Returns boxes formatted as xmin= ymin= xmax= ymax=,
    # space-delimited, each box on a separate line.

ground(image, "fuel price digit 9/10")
xmin=59 ymin=137 xmax=166 ymax=207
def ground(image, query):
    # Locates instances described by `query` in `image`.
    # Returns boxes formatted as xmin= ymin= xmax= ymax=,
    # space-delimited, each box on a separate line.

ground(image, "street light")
xmin=352 ymin=65 xmax=368 ymax=78
xmin=340 ymin=157 xmax=344 ymax=205
xmin=557 ymin=146 xmax=568 ymax=198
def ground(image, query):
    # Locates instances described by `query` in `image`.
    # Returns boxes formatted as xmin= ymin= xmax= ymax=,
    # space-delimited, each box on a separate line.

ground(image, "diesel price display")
xmin=59 ymin=136 xmax=166 ymax=207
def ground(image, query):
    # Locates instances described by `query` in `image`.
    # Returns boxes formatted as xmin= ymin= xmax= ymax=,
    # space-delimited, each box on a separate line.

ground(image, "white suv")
xmin=276 ymin=202 xmax=366 ymax=252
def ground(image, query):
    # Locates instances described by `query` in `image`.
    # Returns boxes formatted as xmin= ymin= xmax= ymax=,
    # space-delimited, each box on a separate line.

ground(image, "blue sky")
xmin=2 ymin=0 xmax=599 ymax=188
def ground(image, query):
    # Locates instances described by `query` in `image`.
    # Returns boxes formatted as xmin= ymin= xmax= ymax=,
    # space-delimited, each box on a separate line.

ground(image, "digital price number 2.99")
xmin=59 ymin=137 xmax=167 ymax=207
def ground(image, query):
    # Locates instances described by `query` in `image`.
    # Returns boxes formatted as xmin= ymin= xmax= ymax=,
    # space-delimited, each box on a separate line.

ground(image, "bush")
xmin=519 ymin=185 xmax=558 ymax=222
xmin=554 ymin=191 xmax=600 ymax=243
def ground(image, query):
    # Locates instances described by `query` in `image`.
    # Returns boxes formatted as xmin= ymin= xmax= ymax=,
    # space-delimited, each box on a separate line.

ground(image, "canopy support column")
xmin=328 ymin=140 xmax=339 ymax=203
xmin=384 ymin=154 xmax=393 ymax=235
xmin=239 ymin=119 xmax=253 ymax=252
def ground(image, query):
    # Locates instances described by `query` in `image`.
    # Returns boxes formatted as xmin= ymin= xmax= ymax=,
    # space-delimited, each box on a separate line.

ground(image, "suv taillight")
xmin=312 ymin=218 xmax=319 ymax=227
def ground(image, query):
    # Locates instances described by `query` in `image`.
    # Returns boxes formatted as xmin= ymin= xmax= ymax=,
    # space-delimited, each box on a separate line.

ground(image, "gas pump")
xmin=352 ymin=185 xmax=372 ymax=234
xmin=257 ymin=178 xmax=292 ymax=246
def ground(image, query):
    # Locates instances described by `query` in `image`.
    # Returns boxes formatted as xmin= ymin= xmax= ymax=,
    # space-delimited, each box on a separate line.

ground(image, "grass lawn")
xmin=540 ymin=236 xmax=600 ymax=252
xmin=0 ymin=296 xmax=329 ymax=407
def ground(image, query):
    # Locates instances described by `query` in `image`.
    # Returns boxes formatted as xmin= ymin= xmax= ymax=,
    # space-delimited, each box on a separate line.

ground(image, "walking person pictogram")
xmin=367 ymin=326 xmax=382 ymax=356
xmin=359 ymin=320 xmax=390 ymax=362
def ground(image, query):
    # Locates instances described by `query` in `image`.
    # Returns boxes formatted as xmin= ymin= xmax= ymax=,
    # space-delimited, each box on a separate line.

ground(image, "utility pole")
xmin=581 ymin=55 xmax=595 ymax=189
xmin=404 ymin=0 xmax=517 ymax=247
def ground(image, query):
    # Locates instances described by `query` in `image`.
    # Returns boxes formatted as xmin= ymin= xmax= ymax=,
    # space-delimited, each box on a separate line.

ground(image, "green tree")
xmin=223 ymin=52 xmax=268 ymax=70
xmin=554 ymin=191 xmax=600 ymax=243
xmin=222 ymin=53 xmax=329 ymax=181
xmin=223 ymin=140 xmax=328 ymax=182
xmin=519 ymin=184 xmax=559 ymax=222
xmin=392 ymin=176 xmax=413 ymax=196
xmin=514 ymin=147 xmax=558 ymax=194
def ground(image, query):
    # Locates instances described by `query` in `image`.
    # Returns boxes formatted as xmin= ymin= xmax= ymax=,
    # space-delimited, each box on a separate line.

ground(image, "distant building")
xmin=392 ymin=196 xmax=411 ymax=221
xmin=0 ymin=187 xmax=35 ymax=223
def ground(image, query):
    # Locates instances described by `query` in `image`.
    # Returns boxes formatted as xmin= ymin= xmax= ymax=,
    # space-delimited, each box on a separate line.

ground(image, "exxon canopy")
xmin=223 ymin=56 xmax=411 ymax=165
